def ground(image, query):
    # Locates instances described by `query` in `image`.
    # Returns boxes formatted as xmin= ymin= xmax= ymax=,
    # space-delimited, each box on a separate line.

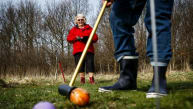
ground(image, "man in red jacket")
xmin=67 ymin=14 xmax=98 ymax=84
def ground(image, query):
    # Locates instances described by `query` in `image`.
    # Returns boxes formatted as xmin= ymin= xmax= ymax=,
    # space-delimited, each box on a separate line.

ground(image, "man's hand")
xmin=76 ymin=36 xmax=88 ymax=43
xmin=76 ymin=36 xmax=83 ymax=41
xmin=82 ymin=36 xmax=89 ymax=43
xmin=102 ymin=0 xmax=114 ymax=7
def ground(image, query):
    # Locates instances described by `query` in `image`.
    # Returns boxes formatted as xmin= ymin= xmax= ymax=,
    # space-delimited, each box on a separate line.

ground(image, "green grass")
xmin=0 ymin=72 xmax=193 ymax=109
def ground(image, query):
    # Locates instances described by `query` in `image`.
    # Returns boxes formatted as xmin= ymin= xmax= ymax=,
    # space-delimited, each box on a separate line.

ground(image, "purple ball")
xmin=33 ymin=101 xmax=55 ymax=109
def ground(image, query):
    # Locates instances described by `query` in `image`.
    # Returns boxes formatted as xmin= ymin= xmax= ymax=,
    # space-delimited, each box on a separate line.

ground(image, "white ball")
xmin=33 ymin=101 xmax=55 ymax=109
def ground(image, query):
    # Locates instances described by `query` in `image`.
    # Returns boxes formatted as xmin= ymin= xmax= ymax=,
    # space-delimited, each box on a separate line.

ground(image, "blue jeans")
xmin=110 ymin=0 xmax=174 ymax=66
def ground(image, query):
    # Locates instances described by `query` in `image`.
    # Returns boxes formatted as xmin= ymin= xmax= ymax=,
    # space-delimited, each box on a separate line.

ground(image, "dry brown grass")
xmin=1 ymin=70 xmax=192 ymax=86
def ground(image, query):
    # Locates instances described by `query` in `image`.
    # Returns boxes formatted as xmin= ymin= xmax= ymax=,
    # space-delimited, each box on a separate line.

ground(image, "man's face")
xmin=77 ymin=17 xmax=85 ymax=27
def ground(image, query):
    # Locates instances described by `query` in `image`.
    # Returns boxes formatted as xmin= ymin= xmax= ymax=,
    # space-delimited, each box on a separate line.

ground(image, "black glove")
xmin=76 ymin=36 xmax=83 ymax=41
xmin=82 ymin=36 xmax=89 ymax=43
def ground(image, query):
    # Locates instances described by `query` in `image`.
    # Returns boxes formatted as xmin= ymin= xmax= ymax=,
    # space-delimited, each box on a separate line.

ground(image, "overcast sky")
xmin=0 ymin=0 xmax=99 ymax=11
xmin=0 ymin=0 xmax=100 ymax=24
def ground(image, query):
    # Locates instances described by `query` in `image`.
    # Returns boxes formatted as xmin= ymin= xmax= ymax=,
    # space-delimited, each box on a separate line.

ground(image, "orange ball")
xmin=70 ymin=88 xmax=90 ymax=106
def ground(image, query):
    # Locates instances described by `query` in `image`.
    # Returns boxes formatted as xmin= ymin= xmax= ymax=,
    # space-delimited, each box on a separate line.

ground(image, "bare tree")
xmin=1 ymin=0 xmax=193 ymax=77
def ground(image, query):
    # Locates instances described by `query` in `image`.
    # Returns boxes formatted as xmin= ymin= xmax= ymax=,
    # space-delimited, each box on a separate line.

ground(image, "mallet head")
xmin=58 ymin=84 xmax=76 ymax=98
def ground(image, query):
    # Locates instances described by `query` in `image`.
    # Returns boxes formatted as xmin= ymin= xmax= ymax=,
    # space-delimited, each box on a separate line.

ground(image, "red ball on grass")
xmin=70 ymin=88 xmax=90 ymax=106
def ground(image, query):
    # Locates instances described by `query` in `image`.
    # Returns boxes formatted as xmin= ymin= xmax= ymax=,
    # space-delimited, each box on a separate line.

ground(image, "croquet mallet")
xmin=58 ymin=0 xmax=108 ymax=98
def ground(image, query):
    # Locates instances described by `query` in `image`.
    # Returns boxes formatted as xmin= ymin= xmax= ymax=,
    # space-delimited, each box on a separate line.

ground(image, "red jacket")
xmin=67 ymin=24 xmax=98 ymax=55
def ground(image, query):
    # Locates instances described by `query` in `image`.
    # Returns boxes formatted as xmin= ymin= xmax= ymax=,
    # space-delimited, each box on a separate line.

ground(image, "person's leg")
xmin=88 ymin=73 xmax=95 ymax=84
xmin=74 ymin=53 xmax=86 ymax=84
xmin=144 ymin=0 xmax=174 ymax=98
xmin=146 ymin=66 xmax=168 ymax=98
xmin=99 ymin=0 xmax=146 ymax=92
xmin=79 ymin=72 xmax=85 ymax=84
xmin=111 ymin=0 xmax=146 ymax=61
xmin=86 ymin=53 xmax=95 ymax=84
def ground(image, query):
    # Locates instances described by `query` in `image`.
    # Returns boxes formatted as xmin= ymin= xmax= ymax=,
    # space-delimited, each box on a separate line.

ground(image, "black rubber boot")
xmin=146 ymin=66 xmax=168 ymax=98
xmin=99 ymin=59 xmax=138 ymax=92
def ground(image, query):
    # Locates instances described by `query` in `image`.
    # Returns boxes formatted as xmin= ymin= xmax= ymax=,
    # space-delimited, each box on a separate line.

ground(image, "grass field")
xmin=0 ymin=71 xmax=193 ymax=109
